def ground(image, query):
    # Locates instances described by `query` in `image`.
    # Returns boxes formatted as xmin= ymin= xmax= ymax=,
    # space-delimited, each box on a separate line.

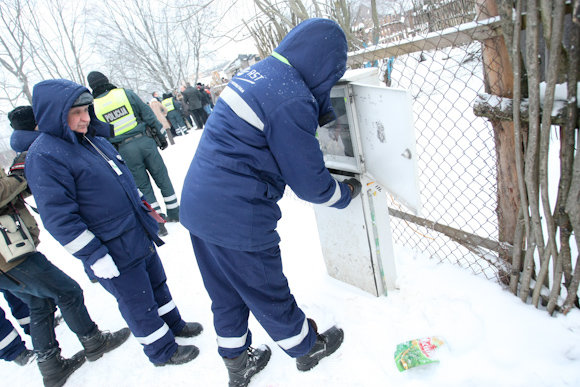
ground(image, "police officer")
xmin=87 ymin=71 xmax=180 ymax=234
xmin=162 ymin=93 xmax=188 ymax=136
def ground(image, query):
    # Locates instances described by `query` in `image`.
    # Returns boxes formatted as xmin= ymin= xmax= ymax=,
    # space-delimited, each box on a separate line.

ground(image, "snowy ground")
xmin=1 ymin=130 xmax=580 ymax=387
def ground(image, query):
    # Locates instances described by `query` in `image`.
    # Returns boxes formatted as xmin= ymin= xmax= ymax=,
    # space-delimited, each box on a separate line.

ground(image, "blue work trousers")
xmin=2 ymin=289 xmax=30 ymax=334
xmin=190 ymin=234 xmax=316 ymax=359
xmin=0 ymin=252 xmax=97 ymax=360
xmin=98 ymin=252 xmax=184 ymax=364
xmin=0 ymin=307 xmax=26 ymax=362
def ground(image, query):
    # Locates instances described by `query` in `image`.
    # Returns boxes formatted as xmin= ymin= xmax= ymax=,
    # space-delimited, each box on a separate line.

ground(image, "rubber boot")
xmin=37 ymin=350 xmax=85 ymax=387
xmin=223 ymin=345 xmax=271 ymax=387
xmin=79 ymin=327 xmax=131 ymax=361
xmin=296 ymin=319 xmax=344 ymax=371
xmin=154 ymin=345 xmax=199 ymax=367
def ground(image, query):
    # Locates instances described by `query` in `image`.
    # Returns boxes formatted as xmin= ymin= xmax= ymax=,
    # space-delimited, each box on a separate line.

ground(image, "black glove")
xmin=158 ymin=134 xmax=168 ymax=150
xmin=343 ymin=178 xmax=361 ymax=200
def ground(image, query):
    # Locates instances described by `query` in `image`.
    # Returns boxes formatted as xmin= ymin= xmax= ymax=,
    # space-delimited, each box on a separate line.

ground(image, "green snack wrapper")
xmin=394 ymin=336 xmax=444 ymax=372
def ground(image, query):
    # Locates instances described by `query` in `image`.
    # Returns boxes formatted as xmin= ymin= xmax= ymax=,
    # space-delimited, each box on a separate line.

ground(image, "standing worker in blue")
xmin=180 ymin=18 xmax=361 ymax=386
xmin=25 ymin=79 xmax=203 ymax=368
xmin=87 ymin=71 xmax=180 ymax=231
xmin=3 ymin=105 xmax=131 ymax=387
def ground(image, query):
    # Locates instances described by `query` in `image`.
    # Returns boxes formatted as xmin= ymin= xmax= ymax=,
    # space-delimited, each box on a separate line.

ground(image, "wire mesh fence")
xmin=348 ymin=0 xmax=507 ymax=282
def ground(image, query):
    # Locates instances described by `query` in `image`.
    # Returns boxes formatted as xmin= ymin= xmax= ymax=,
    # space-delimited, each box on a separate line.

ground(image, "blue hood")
xmin=32 ymin=79 xmax=112 ymax=143
xmin=273 ymin=18 xmax=347 ymax=125
xmin=10 ymin=130 xmax=40 ymax=152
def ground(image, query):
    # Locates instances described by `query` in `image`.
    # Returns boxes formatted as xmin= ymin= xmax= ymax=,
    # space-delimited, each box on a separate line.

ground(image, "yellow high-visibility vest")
xmin=162 ymin=97 xmax=175 ymax=112
xmin=94 ymin=89 xmax=138 ymax=136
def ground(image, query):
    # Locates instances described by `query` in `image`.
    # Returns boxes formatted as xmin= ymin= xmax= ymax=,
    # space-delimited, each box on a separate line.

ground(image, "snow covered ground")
xmin=1 ymin=128 xmax=580 ymax=387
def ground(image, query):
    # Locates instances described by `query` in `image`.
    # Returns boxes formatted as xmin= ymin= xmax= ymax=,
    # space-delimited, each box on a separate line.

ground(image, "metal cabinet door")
xmin=351 ymin=84 xmax=421 ymax=214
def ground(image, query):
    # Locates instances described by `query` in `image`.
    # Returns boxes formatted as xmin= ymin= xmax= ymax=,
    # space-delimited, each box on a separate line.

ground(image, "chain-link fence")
xmin=348 ymin=0 xmax=507 ymax=282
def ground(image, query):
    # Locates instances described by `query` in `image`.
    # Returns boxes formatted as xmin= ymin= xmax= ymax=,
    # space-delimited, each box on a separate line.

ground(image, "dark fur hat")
xmin=8 ymin=106 xmax=37 ymax=131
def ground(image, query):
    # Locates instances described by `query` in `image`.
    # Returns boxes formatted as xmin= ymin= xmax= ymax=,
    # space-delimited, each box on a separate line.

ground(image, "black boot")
xmin=223 ymin=345 xmax=271 ymax=387
xmin=13 ymin=348 xmax=35 ymax=366
xmin=175 ymin=322 xmax=203 ymax=338
xmin=158 ymin=223 xmax=168 ymax=237
xmin=165 ymin=212 xmax=179 ymax=223
xmin=155 ymin=344 xmax=199 ymax=366
xmin=80 ymin=327 xmax=131 ymax=361
xmin=296 ymin=320 xmax=344 ymax=371
xmin=37 ymin=350 xmax=85 ymax=387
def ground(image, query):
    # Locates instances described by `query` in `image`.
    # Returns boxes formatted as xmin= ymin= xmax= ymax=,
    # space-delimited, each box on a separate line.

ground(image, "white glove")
xmin=90 ymin=254 xmax=120 ymax=279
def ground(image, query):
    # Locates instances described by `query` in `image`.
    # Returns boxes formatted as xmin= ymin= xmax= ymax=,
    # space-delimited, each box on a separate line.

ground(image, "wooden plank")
xmin=347 ymin=16 xmax=502 ymax=66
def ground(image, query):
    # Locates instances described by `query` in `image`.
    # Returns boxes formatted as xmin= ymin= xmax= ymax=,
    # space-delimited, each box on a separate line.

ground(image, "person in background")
xmin=149 ymin=95 xmax=175 ymax=146
xmin=25 ymin=79 xmax=203 ymax=369
xmin=162 ymin=92 xmax=188 ymax=136
xmin=175 ymin=91 xmax=194 ymax=130
xmin=196 ymin=83 xmax=212 ymax=120
xmin=3 ymin=105 xmax=131 ymax=387
xmin=180 ymin=83 xmax=204 ymax=129
xmin=180 ymin=18 xmax=360 ymax=386
xmin=87 ymin=71 xmax=179 ymax=232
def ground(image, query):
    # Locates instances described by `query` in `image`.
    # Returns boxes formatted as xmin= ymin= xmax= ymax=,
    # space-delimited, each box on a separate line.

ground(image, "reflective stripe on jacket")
xmin=162 ymin=98 xmax=175 ymax=112
xmin=94 ymin=89 xmax=138 ymax=136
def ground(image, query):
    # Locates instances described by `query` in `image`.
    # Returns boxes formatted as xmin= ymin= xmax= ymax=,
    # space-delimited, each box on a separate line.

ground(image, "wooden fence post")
xmin=476 ymin=0 xmax=520 ymax=276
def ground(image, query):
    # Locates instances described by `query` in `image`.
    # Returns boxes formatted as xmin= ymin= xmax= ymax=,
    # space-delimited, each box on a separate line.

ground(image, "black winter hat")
xmin=87 ymin=71 xmax=109 ymax=91
xmin=8 ymin=106 xmax=37 ymax=131
xmin=162 ymin=93 xmax=172 ymax=99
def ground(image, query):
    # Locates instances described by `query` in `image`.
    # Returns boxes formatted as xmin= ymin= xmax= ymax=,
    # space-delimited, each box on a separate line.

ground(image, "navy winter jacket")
xmin=10 ymin=130 xmax=39 ymax=153
xmin=26 ymin=79 xmax=163 ymax=273
xmin=181 ymin=18 xmax=352 ymax=251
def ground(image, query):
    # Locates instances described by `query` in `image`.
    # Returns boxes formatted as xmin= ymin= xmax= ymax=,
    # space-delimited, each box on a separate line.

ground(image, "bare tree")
xmin=0 ymin=0 xmax=35 ymax=106
xmin=24 ymin=0 xmax=94 ymax=85
xmin=95 ymin=0 xmax=216 ymax=94
xmin=0 ymin=0 xmax=95 ymax=108
xmin=245 ymin=0 xmax=369 ymax=57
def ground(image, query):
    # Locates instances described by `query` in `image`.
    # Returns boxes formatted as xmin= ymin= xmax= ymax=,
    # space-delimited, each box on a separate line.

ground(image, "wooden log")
xmin=474 ymin=93 xmax=578 ymax=127
xmin=388 ymin=208 xmax=513 ymax=257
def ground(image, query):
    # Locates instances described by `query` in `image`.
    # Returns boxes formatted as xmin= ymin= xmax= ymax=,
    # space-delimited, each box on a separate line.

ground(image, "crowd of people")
xmin=0 ymin=18 xmax=361 ymax=387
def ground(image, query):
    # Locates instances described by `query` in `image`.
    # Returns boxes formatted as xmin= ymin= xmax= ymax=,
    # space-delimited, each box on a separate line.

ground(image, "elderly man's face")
xmin=68 ymin=105 xmax=90 ymax=134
